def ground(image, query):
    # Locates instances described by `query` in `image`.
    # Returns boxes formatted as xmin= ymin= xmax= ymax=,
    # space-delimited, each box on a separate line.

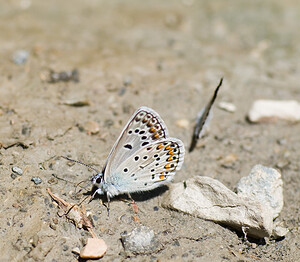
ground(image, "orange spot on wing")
xmin=150 ymin=127 xmax=156 ymax=133
xmin=165 ymin=163 xmax=171 ymax=170
xmin=153 ymin=133 xmax=159 ymax=139
xmin=159 ymin=174 xmax=166 ymax=180
xmin=168 ymin=150 xmax=175 ymax=155
xmin=167 ymin=156 xmax=173 ymax=161
xmin=157 ymin=144 xmax=164 ymax=149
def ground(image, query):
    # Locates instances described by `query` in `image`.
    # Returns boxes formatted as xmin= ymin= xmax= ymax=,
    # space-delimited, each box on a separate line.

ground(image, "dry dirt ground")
xmin=0 ymin=1 xmax=300 ymax=261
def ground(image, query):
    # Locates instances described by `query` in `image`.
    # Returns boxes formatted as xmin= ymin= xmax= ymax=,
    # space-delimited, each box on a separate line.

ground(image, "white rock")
xmin=162 ymin=176 xmax=273 ymax=239
xmin=218 ymin=101 xmax=236 ymax=113
xmin=248 ymin=100 xmax=300 ymax=122
xmin=121 ymin=226 xmax=159 ymax=255
xmin=236 ymin=165 xmax=283 ymax=219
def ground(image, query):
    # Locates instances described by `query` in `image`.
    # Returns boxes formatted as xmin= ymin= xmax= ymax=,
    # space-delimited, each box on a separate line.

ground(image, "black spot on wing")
xmin=124 ymin=144 xmax=132 ymax=150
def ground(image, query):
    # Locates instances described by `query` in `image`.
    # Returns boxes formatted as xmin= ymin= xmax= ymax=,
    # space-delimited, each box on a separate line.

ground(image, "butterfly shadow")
xmin=89 ymin=185 xmax=170 ymax=204
xmin=129 ymin=185 xmax=170 ymax=202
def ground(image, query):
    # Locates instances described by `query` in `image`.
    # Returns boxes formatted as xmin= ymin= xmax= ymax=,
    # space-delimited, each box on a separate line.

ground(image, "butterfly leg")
xmin=106 ymin=193 xmax=111 ymax=217
xmin=127 ymin=193 xmax=139 ymax=214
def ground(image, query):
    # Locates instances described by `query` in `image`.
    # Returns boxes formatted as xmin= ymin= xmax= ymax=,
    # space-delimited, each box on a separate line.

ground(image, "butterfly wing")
xmin=102 ymin=107 xmax=169 ymax=180
xmin=104 ymin=138 xmax=185 ymax=194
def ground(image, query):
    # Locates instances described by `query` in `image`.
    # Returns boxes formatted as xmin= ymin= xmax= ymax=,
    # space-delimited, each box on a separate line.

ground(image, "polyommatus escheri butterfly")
xmin=91 ymin=106 xmax=185 ymax=202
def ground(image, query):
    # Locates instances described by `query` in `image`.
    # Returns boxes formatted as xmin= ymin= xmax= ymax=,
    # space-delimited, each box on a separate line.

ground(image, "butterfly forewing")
xmin=104 ymin=107 xmax=169 ymax=178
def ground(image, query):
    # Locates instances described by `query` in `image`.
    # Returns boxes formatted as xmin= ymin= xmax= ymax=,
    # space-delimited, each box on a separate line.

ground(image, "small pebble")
xmin=72 ymin=247 xmax=81 ymax=255
xmin=12 ymin=166 xmax=23 ymax=176
xmin=219 ymin=153 xmax=238 ymax=168
xmin=83 ymin=121 xmax=100 ymax=135
xmin=50 ymin=223 xmax=57 ymax=230
xmin=49 ymin=69 xmax=79 ymax=83
xmin=176 ymin=119 xmax=189 ymax=129
xmin=153 ymin=206 xmax=159 ymax=211
xmin=272 ymin=224 xmax=289 ymax=238
xmin=12 ymin=50 xmax=29 ymax=65
xmin=121 ymin=226 xmax=160 ymax=255
xmin=11 ymin=173 xmax=18 ymax=180
xmin=218 ymin=101 xmax=236 ymax=113
xmin=276 ymin=160 xmax=290 ymax=169
xmin=80 ymin=238 xmax=107 ymax=259
xmin=31 ymin=176 xmax=42 ymax=185
xmin=251 ymin=243 xmax=257 ymax=248
xmin=120 ymin=214 xmax=134 ymax=224
xmin=63 ymin=99 xmax=90 ymax=107
xmin=29 ymin=235 xmax=39 ymax=248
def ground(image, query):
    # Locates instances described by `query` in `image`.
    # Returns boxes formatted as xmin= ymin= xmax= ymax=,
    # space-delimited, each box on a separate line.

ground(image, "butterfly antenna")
xmin=61 ymin=156 xmax=101 ymax=174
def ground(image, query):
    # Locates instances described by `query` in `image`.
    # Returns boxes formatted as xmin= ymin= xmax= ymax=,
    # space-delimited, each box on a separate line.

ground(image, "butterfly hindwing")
xmin=105 ymin=138 xmax=185 ymax=193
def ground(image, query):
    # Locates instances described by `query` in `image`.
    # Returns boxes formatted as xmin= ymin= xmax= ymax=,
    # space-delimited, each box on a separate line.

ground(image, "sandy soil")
xmin=0 ymin=0 xmax=299 ymax=261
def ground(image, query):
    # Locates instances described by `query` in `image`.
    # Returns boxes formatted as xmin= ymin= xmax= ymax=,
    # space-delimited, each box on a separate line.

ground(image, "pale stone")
xmin=248 ymin=100 xmax=300 ymax=122
xmin=237 ymin=165 xmax=283 ymax=219
xmin=162 ymin=176 xmax=273 ymax=238
xmin=80 ymin=238 xmax=107 ymax=259
xmin=218 ymin=101 xmax=236 ymax=113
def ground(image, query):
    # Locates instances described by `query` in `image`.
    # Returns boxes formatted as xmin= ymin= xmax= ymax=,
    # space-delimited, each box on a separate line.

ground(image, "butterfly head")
xmin=92 ymin=172 xmax=104 ymax=186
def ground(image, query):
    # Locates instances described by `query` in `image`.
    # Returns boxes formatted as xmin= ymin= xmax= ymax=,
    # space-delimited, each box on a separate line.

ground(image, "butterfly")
xmin=89 ymin=106 xmax=185 ymax=203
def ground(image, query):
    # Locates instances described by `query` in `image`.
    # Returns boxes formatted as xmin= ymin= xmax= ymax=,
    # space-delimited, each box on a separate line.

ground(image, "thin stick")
xmin=189 ymin=78 xmax=223 ymax=152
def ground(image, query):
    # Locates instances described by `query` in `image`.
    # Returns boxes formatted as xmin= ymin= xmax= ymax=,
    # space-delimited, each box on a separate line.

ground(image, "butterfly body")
xmin=92 ymin=107 xmax=185 ymax=200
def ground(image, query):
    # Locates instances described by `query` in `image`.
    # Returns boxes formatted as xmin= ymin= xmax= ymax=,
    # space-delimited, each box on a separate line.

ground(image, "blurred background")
xmin=0 ymin=0 xmax=299 ymax=261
